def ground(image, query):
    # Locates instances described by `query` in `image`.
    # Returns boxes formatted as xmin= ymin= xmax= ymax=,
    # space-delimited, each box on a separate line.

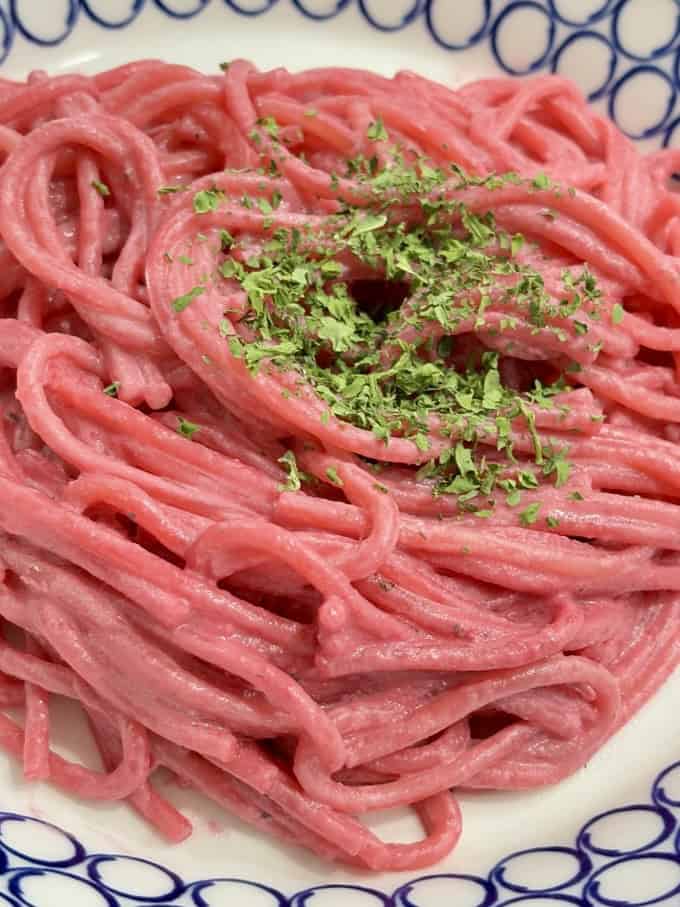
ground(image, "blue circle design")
xmin=87 ymin=855 xmax=185 ymax=902
xmin=191 ymin=878 xmax=288 ymax=906
xmin=357 ymin=0 xmax=425 ymax=32
xmin=393 ymin=873 xmax=497 ymax=907
xmin=0 ymin=1 xmax=678 ymax=903
xmin=290 ymin=0 xmax=351 ymax=20
xmin=547 ymin=0 xmax=616 ymax=27
xmin=0 ymin=815 xmax=84 ymax=869
xmin=0 ymin=741 xmax=671 ymax=907
xmin=289 ymin=884 xmax=391 ymax=906
xmin=81 ymin=0 xmax=147 ymax=28
xmin=584 ymin=853 xmax=680 ymax=906
xmin=0 ymin=6 xmax=13 ymax=66
xmin=223 ymin=0 xmax=280 ymax=14
xmin=578 ymin=805 xmax=676 ymax=858
xmin=608 ymin=63 xmax=677 ymax=139
xmin=9 ymin=0 xmax=79 ymax=46
xmin=8 ymin=868 xmax=120 ymax=907
xmin=154 ymin=0 xmax=211 ymax=16
xmin=498 ymin=897 xmax=585 ymax=907
xmin=0 ymin=849 xmax=13 ymax=877
xmin=492 ymin=847 xmax=592 ymax=894
xmin=612 ymin=0 xmax=680 ymax=62
xmin=653 ymin=760 xmax=680 ymax=809
xmin=0 ymin=0 xmax=676 ymax=154
xmin=551 ymin=29 xmax=617 ymax=100
xmin=663 ymin=116 xmax=680 ymax=147
xmin=673 ymin=47 xmax=680 ymax=104
xmin=425 ymin=0 xmax=491 ymax=50
xmin=490 ymin=1 xmax=556 ymax=76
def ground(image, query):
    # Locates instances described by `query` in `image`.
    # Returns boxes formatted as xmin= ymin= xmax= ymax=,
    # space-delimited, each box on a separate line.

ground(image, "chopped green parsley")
xmin=91 ymin=179 xmax=110 ymax=197
xmin=177 ymin=417 xmax=200 ymax=440
xmin=519 ymin=502 xmax=541 ymax=525
xmin=278 ymin=450 xmax=303 ymax=492
xmin=158 ymin=184 xmax=188 ymax=195
xmin=193 ymin=188 xmax=224 ymax=214
xmin=167 ymin=142 xmax=612 ymax=520
xmin=171 ymin=285 xmax=205 ymax=313
xmin=367 ymin=118 xmax=389 ymax=142
xmin=326 ymin=466 xmax=343 ymax=486
xmin=531 ymin=172 xmax=553 ymax=190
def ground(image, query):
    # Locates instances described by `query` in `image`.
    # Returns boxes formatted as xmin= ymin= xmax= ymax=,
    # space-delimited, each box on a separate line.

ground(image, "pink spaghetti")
xmin=0 ymin=59 xmax=677 ymax=871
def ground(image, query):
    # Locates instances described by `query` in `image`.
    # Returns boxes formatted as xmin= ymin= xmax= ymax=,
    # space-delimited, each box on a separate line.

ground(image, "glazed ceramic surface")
xmin=1 ymin=2 xmax=679 ymax=904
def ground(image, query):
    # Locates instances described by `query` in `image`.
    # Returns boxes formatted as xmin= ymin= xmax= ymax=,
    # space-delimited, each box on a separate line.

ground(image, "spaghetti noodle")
xmin=0 ymin=60 xmax=677 ymax=870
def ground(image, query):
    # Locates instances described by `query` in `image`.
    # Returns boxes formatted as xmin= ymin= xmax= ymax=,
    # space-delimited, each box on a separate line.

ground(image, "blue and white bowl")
xmin=1 ymin=2 xmax=679 ymax=905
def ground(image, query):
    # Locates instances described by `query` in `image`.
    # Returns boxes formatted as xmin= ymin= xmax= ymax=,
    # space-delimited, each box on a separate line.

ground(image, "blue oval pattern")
xmin=9 ymin=0 xmax=79 ymax=46
xmin=0 ymin=762 xmax=676 ymax=905
xmin=491 ymin=847 xmax=592 ymax=894
xmin=357 ymin=0 xmax=424 ymax=33
xmin=551 ymin=28 xmax=617 ymax=100
xmin=81 ymin=0 xmax=146 ymax=28
xmin=425 ymin=0 xmax=491 ymax=51
xmin=155 ymin=0 xmax=210 ymax=17
xmin=612 ymin=0 xmax=680 ymax=63
xmin=491 ymin=1 xmax=556 ymax=75
xmin=0 ymin=0 xmax=679 ymax=144
xmin=608 ymin=63 xmax=677 ymax=139
xmin=0 ymin=0 xmax=678 ymax=902
xmin=87 ymin=855 xmax=185 ymax=901
xmin=547 ymin=0 xmax=615 ymax=28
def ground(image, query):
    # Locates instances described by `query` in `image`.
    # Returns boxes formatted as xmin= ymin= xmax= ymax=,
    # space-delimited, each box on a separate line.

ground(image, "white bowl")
xmin=0 ymin=3 xmax=679 ymax=906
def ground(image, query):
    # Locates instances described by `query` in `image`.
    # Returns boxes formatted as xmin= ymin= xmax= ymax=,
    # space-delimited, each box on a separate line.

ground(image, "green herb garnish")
xmin=532 ymin=172 xmax=552 ymax=190
xmin=177 ymin=418 xmax=200 ymax=440
xmin=326 ymin=466 xmax=343 ymax=486
xmin=193 ymin=188 xmax=224 ymax=214
xmin=205 ymin=154 xmax=601 ymax=515
xmin=91 ymin=179 xmax=110 ymax=197
xmin=171 ymin=285 xmax=206 ymax=312
xmin=367 ymin=118 xmax=388 ymax=142
xmin=519 ymin=502 xmax=541 ymax=525
xmin=278 ymin=450 xmax=302 ymax=491
xmin=158 ymin=184 xmax=188 ymax=195
xmin=257 ymin=116 xmax=279 ymax=139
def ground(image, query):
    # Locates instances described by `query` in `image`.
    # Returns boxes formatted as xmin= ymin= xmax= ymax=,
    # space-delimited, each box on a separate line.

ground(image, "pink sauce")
xmin=0 ymin=60 xmax=676 ymax=871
